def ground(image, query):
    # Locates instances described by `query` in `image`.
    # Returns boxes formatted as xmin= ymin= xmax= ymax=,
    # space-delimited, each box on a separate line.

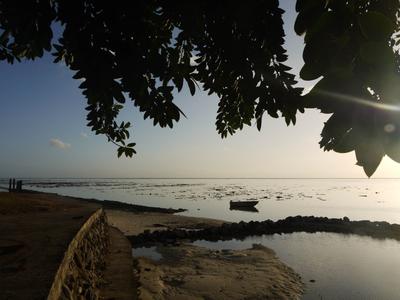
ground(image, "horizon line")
xmin=1 ymin=177 xmax=400 ymax=180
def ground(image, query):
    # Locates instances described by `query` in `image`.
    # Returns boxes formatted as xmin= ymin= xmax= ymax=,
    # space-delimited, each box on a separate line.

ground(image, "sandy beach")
xmin=106 ymin=209 xmax=225 ymax=236
xmin=4 ymin=190 xmax=400 ymax=299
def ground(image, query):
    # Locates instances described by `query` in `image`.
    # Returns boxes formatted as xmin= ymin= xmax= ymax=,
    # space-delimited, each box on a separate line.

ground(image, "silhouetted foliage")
xmin=297 ymin=0 xmax=400 ymax=176
xmin=1 ymin=0 xmax=399 ymax=176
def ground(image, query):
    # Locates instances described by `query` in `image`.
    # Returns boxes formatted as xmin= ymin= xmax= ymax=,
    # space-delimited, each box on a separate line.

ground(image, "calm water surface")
xmin=4 ymin=178 xmax=400 ymax=223
xmin=132 ymin=232 xmax=400 ymax=299
xmin=192 ymin=232 xmax=400 ymax=300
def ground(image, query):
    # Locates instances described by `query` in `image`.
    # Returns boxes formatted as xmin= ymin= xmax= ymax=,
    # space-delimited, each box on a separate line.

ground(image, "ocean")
xmin=5 ymin=177 xmax=400 ymax=223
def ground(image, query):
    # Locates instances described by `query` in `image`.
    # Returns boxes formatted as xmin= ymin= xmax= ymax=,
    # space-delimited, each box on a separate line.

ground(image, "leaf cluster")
xmin=296 ymin=0 xmax=400 ymax=176
xmin=2 ymin=0 xmax=400 ymax=176
xmin=0 ymin=0 xmax=301 ymax=158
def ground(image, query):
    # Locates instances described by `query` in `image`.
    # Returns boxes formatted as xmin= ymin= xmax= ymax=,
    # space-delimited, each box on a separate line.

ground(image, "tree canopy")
xmin=1 ymin=0 xmax=400 ymax=176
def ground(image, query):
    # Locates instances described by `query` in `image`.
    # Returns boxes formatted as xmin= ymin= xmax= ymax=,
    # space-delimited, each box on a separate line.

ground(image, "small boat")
xmin=229 ymin=200 xmax=259 ymax=208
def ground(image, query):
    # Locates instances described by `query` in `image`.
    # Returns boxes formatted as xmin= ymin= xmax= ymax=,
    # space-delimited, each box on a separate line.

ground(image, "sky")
xmin=1 ymin=1 xmax=400 ymax=178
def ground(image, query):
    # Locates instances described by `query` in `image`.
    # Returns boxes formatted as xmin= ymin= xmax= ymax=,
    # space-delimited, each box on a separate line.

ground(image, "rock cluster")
xmin=128 ymin=216 xmax=400 ymax=246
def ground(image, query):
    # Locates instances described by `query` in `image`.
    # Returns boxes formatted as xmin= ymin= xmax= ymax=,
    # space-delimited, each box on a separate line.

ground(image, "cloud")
xmin=50 ymin=138 xmax=71 ymax=149
xmin=80 ymin=132 xmax=88 ymax=138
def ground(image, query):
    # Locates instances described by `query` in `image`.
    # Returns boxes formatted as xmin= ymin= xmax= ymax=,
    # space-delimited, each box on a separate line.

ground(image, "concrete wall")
xmin=47 ymin=209 xmax=109 ymax=300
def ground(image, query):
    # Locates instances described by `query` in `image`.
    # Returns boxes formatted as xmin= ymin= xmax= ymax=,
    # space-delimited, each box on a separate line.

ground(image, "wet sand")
xmin=136 ymin=244 xmax=303 ymax=299
xmin=106 ymin=209 xmax=225 ymax=236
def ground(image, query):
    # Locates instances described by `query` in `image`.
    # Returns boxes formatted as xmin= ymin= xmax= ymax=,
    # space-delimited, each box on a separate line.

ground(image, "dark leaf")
xmin=358 ymin=11 xmax=395 ymax=41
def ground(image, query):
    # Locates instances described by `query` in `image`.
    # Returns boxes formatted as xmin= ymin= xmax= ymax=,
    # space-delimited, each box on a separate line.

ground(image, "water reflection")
xmin=193 ymin=232 xmax=400 ymax=300
xmin=229 ymin=206 xmax=259 ymax=213
xmin=132 ymin=246 xmax=162 ymax=261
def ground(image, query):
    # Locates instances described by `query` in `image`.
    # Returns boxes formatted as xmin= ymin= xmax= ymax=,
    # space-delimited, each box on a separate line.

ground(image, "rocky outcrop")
xmin=128 ymin=216 xmax=400 ymax=246
xmin=47 ymin=209 xmax=109 ymax=300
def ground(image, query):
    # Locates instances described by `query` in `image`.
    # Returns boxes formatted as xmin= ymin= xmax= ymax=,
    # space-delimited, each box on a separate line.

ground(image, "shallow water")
xmin=132 ymin=246 xmax=162 ymax=261
xmin=193 ymin=233 xmax=400 ymax=299
xmin=5 ymin=178 xmax=400 ymax=223
xmin=133 ymin=233 xmax=400 ymax=300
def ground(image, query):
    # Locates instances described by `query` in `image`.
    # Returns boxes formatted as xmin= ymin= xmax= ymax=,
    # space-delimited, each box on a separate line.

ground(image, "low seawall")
xmin=47 ymin=209 xmax=109 ymax=300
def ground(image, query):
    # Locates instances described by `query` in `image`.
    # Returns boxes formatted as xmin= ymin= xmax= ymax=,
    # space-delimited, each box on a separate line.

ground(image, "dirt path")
xmin=100 ymin=226 xmax=138 ymax=300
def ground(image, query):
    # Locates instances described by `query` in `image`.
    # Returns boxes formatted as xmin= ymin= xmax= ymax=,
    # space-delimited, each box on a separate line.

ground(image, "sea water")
xmin=5 ymin=178 xmax=400 ymax=223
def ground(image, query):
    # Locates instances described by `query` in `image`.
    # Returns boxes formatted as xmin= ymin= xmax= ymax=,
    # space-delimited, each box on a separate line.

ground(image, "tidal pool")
xmin=132 ymin=246 xmax=163 ymax=261
xmin=192 ymin=232 xmax=400 ymax=299
xmin=132 ymin=232 xmax=400 ymax=298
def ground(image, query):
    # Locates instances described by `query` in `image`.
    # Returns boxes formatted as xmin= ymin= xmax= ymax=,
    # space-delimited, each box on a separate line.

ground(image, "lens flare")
xmin=316 ymin=89 xmax=400 ymax=112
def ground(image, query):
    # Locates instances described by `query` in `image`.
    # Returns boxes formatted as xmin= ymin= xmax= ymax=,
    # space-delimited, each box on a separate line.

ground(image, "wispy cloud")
xmin=80 ymin=132 xmax=88 ymax=138
xmin=50 ymin=138 xmax=71 ymax=149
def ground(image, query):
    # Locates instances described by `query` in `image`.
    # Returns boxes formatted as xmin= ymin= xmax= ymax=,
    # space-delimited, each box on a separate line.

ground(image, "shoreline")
xmin=20 ymin=188 xmax=187 ymax=214
xmin=60 ymin=191 xmax=400 ymax=244
xmin=2 ymin=191 xmax=400 ymax=299
xmin=1 ymin=191 xmax=304 ymax=299
xmin=46 ymin=189 xmax=400 ymax=244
